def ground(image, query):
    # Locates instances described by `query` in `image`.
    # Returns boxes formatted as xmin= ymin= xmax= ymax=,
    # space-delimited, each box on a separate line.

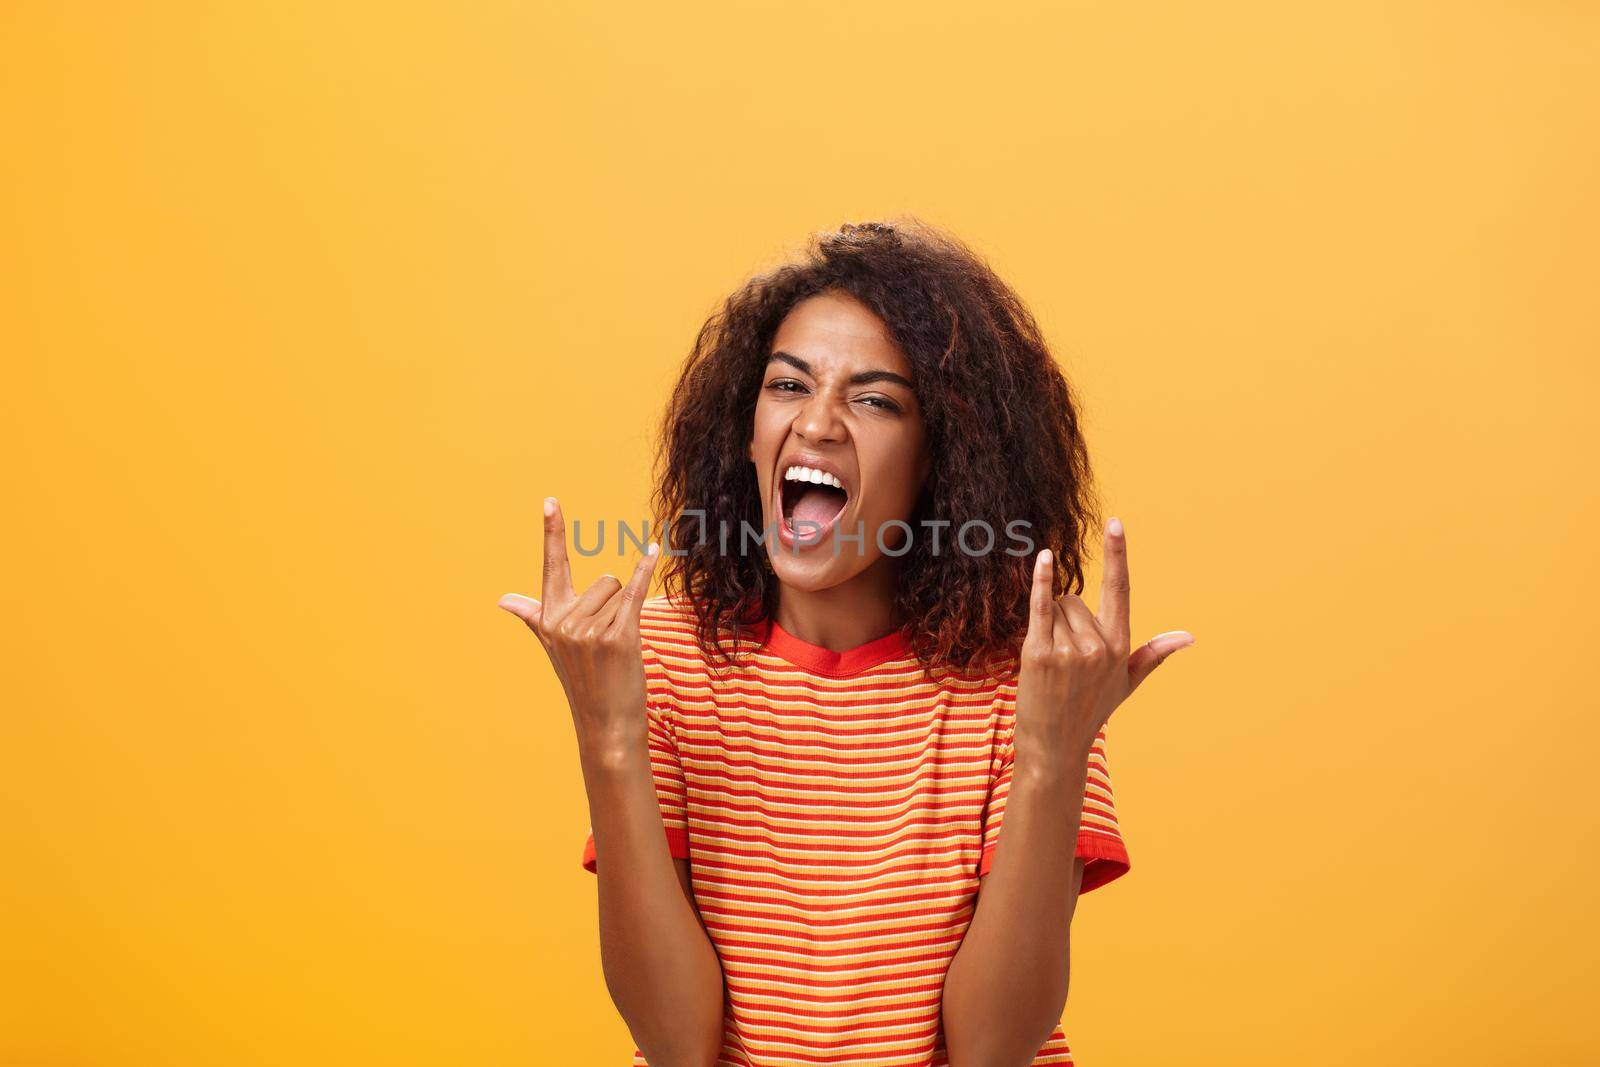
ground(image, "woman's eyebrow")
xmin=768 ymin=351 xmax=914 ymax=389
xmin=849 ymin=369 xmax=914 ymax=389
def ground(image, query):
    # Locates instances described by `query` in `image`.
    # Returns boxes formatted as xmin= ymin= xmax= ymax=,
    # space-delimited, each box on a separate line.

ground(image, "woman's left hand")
xmin=1012 ymin=517 xmax=1195 ymax=767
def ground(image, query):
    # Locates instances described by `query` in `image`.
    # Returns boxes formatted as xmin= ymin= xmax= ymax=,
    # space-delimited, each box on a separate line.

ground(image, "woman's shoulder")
xmin=637 ymin=595 xmax=704 ymax=657
xmin=632 ymin=596 xmax=705 ymax=701
xmin=922 ymin=649 xmax=1021 ymax=695
xmin=639 ymin=593 xmax=697 ymax=628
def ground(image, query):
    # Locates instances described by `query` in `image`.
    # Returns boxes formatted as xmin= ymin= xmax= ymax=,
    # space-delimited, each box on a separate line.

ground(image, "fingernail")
xmin=1039 ymin=548 xmax=1052 ymax=566
xmin=647 ymin=541 xmax=660 ymax=556
xmin=544 ymin=497 xmax=556 ymax=517
xmin=1108 ymin=516 xmax=1123 ymax=536
xmin=497 ymin=594 xmax=516 ymax=610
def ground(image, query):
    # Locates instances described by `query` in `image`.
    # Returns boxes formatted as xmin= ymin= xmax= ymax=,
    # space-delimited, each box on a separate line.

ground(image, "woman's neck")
xmin=771 ymin=555 xmax=905 ymax=653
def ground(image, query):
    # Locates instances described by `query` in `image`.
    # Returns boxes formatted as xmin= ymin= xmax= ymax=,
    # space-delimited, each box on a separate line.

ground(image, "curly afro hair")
xmin=653 ymin=216 xmax=1103 ymax=680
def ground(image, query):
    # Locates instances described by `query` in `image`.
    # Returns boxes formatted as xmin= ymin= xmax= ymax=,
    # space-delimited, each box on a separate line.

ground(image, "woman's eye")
xmin=860 ymin=395 xmax=901 ymax=413
xmin=766 ymin=379 xmax=804 ymax=393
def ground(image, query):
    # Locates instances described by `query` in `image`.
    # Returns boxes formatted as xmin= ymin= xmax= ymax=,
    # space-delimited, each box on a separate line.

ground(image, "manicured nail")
xmin=1039 ymin=548 xmax=1052 ymax=566
xmin=647 ymin=541 xmax=660 ymax=556
xmin=1108 ymin=516 xmax=1123 ymax=536
xmin=544 ymin=497 xmax=556 ymax=517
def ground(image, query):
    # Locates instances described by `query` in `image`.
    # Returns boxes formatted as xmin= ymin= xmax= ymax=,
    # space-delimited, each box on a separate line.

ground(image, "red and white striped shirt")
xmin=582 ymin=596 xmax=1130 ymax=1065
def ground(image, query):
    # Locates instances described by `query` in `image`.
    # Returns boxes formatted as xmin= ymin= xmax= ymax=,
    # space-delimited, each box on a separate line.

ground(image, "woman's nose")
xmin=793 ymin=392 xmax=846 ymax=444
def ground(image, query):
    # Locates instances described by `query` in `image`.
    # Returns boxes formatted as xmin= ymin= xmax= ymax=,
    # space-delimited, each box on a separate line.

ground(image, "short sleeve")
xmin=977 ymin=726 xmax=1131 ymax=893
xmin=580 ymin=695 xmax=691 ymax=873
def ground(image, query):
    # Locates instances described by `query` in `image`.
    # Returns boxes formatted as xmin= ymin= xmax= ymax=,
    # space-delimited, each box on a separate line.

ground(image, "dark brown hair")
xmin=653 ymin=216 xmax=1102 ymax=679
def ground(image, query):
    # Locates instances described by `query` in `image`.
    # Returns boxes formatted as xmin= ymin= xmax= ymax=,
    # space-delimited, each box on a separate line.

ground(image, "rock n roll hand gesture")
xmin=1012 ymin=517 xmax=1194 ymax=767
xmin=496 ymin=497 xmax=661 ymax=757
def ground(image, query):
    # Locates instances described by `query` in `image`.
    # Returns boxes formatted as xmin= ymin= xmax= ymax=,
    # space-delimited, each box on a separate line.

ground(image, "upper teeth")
xmin=784 ymin=465 xmax=844 ymax=490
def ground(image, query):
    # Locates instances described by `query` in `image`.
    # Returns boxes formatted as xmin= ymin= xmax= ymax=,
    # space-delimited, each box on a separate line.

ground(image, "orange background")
xmin=4 ymin=3 xmax=1597 ymax=1064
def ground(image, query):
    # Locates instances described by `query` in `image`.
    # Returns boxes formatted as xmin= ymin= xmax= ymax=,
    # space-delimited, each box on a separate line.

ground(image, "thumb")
xmin=1127 ymin=630 xmax=1196 ymax=692
xmin=498 ymin=593 xmax=543 ymax=630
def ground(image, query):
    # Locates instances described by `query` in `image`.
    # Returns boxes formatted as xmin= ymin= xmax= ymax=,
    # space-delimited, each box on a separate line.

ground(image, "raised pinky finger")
xmin=613 ymin=541 xmax=662 ymax=633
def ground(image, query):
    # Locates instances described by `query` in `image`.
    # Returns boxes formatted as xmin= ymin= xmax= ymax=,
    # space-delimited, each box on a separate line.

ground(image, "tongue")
xmin=792 ymin=487 xmax=845 ymax=526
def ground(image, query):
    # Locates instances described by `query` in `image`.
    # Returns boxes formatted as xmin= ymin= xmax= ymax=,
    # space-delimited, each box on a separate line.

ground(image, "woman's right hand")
xmin=498 ymin=497 xmax=661 ymax=758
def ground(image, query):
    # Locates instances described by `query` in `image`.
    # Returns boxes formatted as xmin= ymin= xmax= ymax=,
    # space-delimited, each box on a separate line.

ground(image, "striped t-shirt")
xmin=581 ymin=596 xmax=1130 ymax=1066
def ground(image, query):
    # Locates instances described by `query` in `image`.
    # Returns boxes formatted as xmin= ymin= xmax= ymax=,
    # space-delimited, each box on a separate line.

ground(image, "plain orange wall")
xmin=4 ymin=2 xmax=1597 ymax=1064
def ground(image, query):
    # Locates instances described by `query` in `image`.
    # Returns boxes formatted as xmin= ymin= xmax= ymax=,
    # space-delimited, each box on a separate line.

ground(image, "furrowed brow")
xmin=767 ymin=351 xmax=914 ymax=391
xmin=848 ymin=369 xmax=914 ymax=389
xmin=771 ymin=351 xmax=921 ymax=395
xmin=768 ymin=351 xmax=812 ymax=375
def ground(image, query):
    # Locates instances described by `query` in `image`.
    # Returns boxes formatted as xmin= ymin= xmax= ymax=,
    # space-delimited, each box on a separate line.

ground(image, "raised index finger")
xmin=1098 ymin=516 xmax=1130 ymax=648
xmin=1025 ymin=548 xmax=1056 ymax=649
xmin=541 ymin=497 xmax=576 ymax=606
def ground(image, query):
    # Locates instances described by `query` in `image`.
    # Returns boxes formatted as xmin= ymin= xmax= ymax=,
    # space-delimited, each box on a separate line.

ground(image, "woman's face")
xmin=748 ymin=290 xmax=931 ymax=594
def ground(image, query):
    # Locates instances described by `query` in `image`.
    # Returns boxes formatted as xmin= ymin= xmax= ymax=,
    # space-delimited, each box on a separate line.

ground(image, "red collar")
xmin=754 ymin=617 xmax=914 ymax=677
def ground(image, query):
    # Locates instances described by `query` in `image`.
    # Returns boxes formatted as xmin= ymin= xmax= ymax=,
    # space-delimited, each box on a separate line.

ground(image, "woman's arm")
xmin=500 ymin=499 xmax=725 ymax=1067
xmin=582 ymin=739 xmax=725 ymax=1067
xmin=940 ymin=744 xmax=1092 ymax=1067
xmin=942 ymin=529 xmax=1192 ymax=1065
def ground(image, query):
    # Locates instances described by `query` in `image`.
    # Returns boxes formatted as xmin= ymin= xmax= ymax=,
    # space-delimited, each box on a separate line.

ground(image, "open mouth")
xmin=778 ymin=463 xmax=850 ymax=544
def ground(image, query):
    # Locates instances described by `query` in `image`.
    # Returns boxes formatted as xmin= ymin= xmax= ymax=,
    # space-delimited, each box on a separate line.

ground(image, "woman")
xmin=498 ymin=219 xmax=1195 ymax=1066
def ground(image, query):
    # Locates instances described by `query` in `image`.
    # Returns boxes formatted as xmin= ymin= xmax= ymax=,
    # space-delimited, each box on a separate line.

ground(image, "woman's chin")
xmin=767 ymin=549 xmax=862 ymax=593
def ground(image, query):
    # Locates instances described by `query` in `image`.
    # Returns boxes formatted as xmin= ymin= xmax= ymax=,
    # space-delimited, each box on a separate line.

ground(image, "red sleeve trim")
xmin=977 ymin=829 xmax=1131 ymax=893
xmin=581 ymin=826 xmax=691 ymax=874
